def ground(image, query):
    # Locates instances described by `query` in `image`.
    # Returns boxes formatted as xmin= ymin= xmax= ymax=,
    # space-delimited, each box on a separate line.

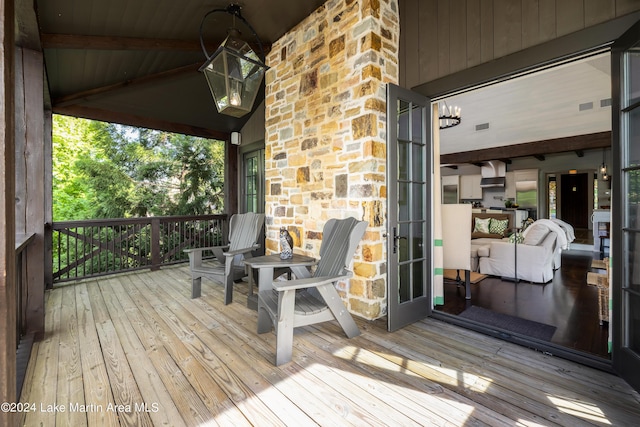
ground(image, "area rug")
xmin=458 ymin=306 xmax=557 ymax=341
xmin=443 ymin=269 xmax=487 ymax=284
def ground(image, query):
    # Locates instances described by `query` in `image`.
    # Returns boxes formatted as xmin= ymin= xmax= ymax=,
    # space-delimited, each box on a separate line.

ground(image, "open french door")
xmin=386 ymin=84 xmax=432 ymax=331
xmin=611 ymin=18 xmax=640 ymax=393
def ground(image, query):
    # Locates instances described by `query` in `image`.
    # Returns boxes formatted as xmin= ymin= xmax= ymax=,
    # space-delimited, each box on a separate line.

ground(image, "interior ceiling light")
xmin=198 ymin=4 xmax=269 ymax=118
xmin=439 ymin=101 xmax=461 ymax=129
xmin=600 ymin=148 xmax=608 ymax=181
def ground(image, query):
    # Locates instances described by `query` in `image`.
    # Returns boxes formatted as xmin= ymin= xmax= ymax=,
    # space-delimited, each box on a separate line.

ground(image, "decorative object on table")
xmin=504 ymin=199 xmax=513 ymax=208
xmin=279 ymin=227 xmax=294 ymax=259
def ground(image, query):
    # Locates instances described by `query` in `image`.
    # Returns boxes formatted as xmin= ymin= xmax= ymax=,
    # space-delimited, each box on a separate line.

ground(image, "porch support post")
xmin=225 ymin=140 xmax=238 ymax=215
xmin=1 ymin=0 xmax=17 ymax=423
xmin=15 ymin=47 xmax=46 ymax=339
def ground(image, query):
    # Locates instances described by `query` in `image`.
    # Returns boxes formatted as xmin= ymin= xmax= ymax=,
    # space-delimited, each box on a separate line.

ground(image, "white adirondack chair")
xmin=257 ymin=217 xmax=368 ymax=365
xmin=184 ymin=212 xmax=264 ymax=304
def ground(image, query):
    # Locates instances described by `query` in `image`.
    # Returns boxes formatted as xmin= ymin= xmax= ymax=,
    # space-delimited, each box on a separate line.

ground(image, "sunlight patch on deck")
xmin=547 ymin=395 xmax=611 ymax=425
xmin=336 ymin=344 xmax=493 ymax=393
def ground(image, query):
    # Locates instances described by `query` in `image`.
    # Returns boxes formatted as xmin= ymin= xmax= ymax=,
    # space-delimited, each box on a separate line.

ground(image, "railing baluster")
xmin=50 ymin=215 xmax=228 ymax=284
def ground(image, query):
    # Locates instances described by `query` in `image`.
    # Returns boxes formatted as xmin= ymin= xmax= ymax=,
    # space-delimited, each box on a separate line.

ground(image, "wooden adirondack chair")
xmin=184 ymin=212 xmax=264 ymax=304
xmin=257 ymin=217 xmax=368 ymax=365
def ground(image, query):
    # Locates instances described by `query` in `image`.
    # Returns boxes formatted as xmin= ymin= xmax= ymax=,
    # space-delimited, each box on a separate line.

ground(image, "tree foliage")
xmin=53 ymin=115 xmax=225 ymax=220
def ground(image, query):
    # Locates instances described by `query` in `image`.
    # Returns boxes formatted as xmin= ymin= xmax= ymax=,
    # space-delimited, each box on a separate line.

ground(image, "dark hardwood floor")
xmin=436 ymin=249 xmax=610 ymax=359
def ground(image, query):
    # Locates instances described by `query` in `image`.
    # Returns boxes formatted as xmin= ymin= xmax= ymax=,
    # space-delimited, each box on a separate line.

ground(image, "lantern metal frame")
xmin=198 ymin=4 xmax=269 ymax=118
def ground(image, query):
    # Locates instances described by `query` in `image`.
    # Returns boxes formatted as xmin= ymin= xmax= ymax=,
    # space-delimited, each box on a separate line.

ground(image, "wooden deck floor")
xmin=20 ymin=265 xmax=640 ymax=426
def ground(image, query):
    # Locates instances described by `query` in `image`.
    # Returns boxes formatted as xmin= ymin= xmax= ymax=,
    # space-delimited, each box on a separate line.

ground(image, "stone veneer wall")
xmin=264 ymin=0 xmax=399 ymax=319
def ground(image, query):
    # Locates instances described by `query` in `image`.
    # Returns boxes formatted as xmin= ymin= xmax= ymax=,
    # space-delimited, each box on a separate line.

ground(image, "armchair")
xmin=257 ymin=217 xmax=368 ymax=365
xmin=184 ymin=212 xmax=264 ymax=304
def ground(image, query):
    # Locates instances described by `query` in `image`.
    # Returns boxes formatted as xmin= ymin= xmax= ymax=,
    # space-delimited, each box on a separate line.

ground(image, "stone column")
xmin=264 ymin=0 xmax=399 ymax=319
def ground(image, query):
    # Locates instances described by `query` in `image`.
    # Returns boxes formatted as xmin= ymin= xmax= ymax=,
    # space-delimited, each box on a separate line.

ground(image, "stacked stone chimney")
xmin=264 ymin=0 xmax=399 ymax=319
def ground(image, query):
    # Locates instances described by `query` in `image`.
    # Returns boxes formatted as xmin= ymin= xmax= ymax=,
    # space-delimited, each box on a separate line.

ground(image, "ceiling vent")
xmin=579 ymin=102 xmax=594 ymax=111
xmin=475 ymin=123 xmax=490 ymax=131
xmin=601 ymin=98 xmax=612 ymax=107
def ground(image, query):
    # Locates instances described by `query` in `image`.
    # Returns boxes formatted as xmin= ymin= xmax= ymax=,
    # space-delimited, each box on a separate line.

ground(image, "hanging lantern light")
xmin=198 ymin=4 xmax=269 ymax=118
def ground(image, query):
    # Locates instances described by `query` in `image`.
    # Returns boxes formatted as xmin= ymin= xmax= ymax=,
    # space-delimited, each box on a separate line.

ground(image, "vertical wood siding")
xmin=399 ymin=0 xmax=640 ymax=89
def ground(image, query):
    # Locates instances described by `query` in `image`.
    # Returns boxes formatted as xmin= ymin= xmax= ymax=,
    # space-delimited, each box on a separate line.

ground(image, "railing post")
xmin=151 ymin=218 xmax=161 ymax=270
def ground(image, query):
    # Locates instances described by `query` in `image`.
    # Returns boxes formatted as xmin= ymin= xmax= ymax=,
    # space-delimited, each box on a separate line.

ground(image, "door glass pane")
xmin=627 ymin=170 xmax=640 ymax=229
xmin=245 ymin=156 xmax=257 ymax=212
xmin=412 ymin=143 xmax=424 ymax=181
xmin=626 ymin=292 xmax=640 ymax=353
xmin=628 ymin=107 xmax=640 ymax=168
xmin=399 ymin=141 xmax=409 ymax=181
xmin=626 ymin=232 xmax=640 ymax=293
xmin=413 ymin=261 xmax=424 ymax=298
xmin=398 ymin=100 xmax=410 ymax=140
xmin=399 ymin=182 xmax=409 ymax=221
xmin=626 ymin=42 xmax=640 ymax=106
xmin=399 ymin=223 xmax=410 ymax=262
xmin=411 ymin=104 xmax=422 ymax=143
xmin=413 ymin=222 xmax=424 ymax=258
xmin=399 ymin=263 xmax=410 ymax=303
xmin=412 ymin=183 xmax=424 ymax=220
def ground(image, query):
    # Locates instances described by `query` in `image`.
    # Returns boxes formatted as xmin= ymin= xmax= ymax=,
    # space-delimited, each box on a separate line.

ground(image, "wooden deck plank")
xmin=111 ymin=274 xmax=230 ymax=426
xmin=22 ymin=286 xmax=62 ymax=427
xmin=118 ymin=272 xmax=250 ymax=426
xmin=374 ymin=321 xmax=598 ymax=426
xmin=408 ymin=319 xmax=640 ymax=424
xmin=55 ymin=285 xmax=86 ymax=427
xmin=86 ymin=282 xmax=155 ymax=426
xmin=19 ymin=266 xmax=640 ymax=427
xmin=97 ymin=276 xmax=187 ymax=427
xmin=95 ymin=320 xmax=154 ymax=427
xmin=179 ymin=271 xmax=513 ymax=427
xmin=158 ymin=271 xmax=356 ymax=427
xmin=141 ymin=269 xmax=319 ymax=427
xmin=75 ymin=282 xmax=120 ymax=427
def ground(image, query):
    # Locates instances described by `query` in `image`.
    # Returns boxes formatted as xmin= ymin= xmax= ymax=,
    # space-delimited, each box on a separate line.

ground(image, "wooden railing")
xmin=51 ymin=214 xmax=228 ymax=283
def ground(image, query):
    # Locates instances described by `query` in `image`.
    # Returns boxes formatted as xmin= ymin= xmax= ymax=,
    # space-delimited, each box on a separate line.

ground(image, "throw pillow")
xmin=473 ymin=217 xmax=491 ymax=234
xmin=509 ymin=232 xmax=524 ymax=243
xmin=489 ymin=218 xmax=509 ymax=236
xmin=523 ymin=224 xmax=550 ymax=246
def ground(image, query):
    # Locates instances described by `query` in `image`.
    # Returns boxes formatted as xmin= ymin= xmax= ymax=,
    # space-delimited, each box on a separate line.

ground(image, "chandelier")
xmin=439 ymin=101 xmax=461 ymax=129
xmin=198 ymin=4 xmax=269 ymax=118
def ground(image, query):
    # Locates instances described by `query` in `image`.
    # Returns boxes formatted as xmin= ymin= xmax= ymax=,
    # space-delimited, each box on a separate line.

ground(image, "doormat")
xmin=443 ymin=269 xmax=487 ymax=284
xmin=458 ymin=306 xmax=556 ymax=341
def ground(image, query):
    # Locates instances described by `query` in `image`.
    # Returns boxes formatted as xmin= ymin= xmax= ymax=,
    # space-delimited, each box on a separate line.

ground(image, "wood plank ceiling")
xmin=22 ymin=0 xmax=328 ymax=138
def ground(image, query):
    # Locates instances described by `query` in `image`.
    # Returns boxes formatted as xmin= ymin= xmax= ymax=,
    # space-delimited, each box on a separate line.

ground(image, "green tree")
xmin=53 ymin=115 xmax=225 ymax=220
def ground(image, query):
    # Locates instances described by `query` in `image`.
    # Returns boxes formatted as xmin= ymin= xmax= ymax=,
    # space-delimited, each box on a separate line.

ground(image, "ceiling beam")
xmin=40 ymin=33 xmax=272 ymax=54
xmin=440 ymin=131 xmax=611 ymax=164
xmin=53 ymin=62 xmax=201 ymax=107
xmin=53 ymin=105 xmax=230 ymax=141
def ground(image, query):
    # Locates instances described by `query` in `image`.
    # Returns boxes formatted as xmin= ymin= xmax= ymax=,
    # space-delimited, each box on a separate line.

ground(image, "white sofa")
xmin=477 ymin=222 xmax=560 ymax=283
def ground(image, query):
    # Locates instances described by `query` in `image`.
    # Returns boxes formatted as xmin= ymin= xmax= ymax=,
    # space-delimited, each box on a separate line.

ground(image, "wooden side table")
xmin=244 ymin=253 xmax=317 ymax=310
